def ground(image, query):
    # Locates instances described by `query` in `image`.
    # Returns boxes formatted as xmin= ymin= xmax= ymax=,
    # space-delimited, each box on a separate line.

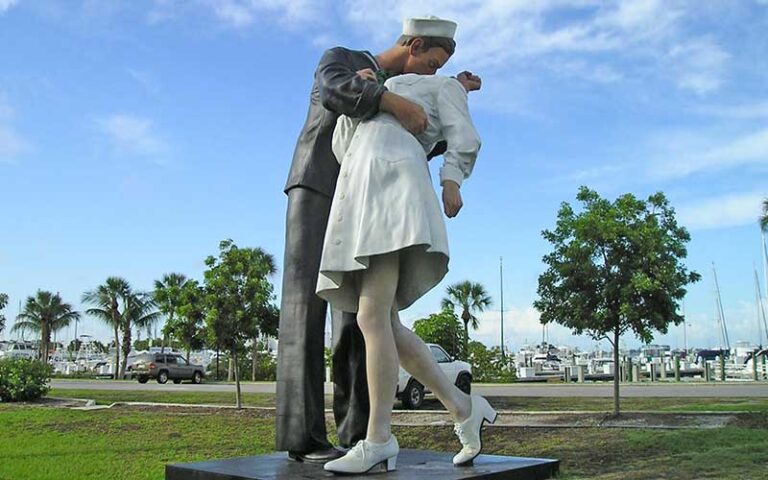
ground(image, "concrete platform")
xmin=166 ymin=449 xmax=559 ymax=479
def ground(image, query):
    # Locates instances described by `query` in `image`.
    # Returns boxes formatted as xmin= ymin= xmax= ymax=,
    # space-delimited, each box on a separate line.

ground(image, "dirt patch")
xmin=391 ymin=409 xmax=742 ymax=429
xmin=1 ymin=397 xmax=92 ymax=408
xmin=110 ymin=404 xmax=275 ymax=419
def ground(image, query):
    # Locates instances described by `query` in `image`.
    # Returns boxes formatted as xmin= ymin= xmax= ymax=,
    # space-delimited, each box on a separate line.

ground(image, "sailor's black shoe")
xmin=288 ymin=447 xmax=345 ymax=463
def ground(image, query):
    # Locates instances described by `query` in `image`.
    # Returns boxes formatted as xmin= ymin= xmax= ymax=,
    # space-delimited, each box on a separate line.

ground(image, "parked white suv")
xmin=396 ymin=343 xmax=472 ymax=409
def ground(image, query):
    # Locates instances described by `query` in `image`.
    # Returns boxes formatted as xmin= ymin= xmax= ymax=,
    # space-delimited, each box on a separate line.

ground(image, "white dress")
xmin=315 ymin=74 xmax=481 ymax=313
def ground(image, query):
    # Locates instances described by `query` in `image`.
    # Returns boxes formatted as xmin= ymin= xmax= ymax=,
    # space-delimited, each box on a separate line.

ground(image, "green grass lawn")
xmin=49 ymin=388 xmax=768 ymax=413
xmin=1 ymin=403 xmax=767 ymax=480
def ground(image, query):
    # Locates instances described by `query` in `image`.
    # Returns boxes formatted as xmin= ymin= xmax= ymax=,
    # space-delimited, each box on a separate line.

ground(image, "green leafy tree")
xmin=173 ymin=279 xmax=208 ymax=362
xmin=534 ymin=187 xmax=700 ymax=416
xmin=412 ymin=308 xmax=465 ymax=358
xmin=203 ymin=239 xmax=277 ymax=408
xmin=12 ymin=291 xmax=80 ymax=364
xmin=0 ymin=293 xmax=8 ymax=336
xmin=153 ymin=273 xmax=188 ymax=352
xmin=441 ymin=281 xmax=492 ymax=359
xmin=251 ymin=302 xmax=279 ymax=381
xmin=82 ymin=277 xmax=129 ymax=375
xmin=133 ymin=338 xmax=151 ymax=351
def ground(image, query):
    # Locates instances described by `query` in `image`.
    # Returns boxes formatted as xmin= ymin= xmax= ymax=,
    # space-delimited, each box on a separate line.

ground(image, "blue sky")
xmin=1 ymin=0 xmax=767 ymax=353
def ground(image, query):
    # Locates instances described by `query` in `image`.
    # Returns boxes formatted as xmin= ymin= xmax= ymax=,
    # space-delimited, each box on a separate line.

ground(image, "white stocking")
xmin=390 ymin=308 xmax=471 ymax=422
xmin=357 ymin=252 xmax=401 ymax=444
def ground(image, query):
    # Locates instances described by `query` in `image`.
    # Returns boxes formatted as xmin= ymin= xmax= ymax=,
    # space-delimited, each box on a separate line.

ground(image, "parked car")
xmin=396 ymin=343 xmax=472 ymax=409
xmin=129 ymin=353 xmax=205 ymax=384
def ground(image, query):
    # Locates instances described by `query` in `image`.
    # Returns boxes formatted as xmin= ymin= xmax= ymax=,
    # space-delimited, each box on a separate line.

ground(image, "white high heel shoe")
xmin=323 ymin=435 xmax=399 ymax=474
xmin=453 ymin=395 xmax=498 ymax=466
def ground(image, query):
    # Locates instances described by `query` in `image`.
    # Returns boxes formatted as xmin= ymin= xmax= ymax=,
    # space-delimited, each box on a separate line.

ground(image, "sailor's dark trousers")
xmin=275 ymin=186 xmax=369 ymax=452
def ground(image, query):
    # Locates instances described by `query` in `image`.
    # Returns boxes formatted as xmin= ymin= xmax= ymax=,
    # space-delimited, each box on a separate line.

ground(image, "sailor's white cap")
xmin=402 ymin=15 xmax=457 ymax=39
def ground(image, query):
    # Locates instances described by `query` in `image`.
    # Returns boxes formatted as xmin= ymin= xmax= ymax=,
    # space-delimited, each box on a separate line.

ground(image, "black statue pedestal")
xmin=166 ymin=449 xmax=559 ymax=480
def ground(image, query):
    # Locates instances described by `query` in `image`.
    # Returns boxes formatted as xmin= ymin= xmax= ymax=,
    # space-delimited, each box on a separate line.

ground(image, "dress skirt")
xmin=316 ymin=114 xmax=449 ymax=313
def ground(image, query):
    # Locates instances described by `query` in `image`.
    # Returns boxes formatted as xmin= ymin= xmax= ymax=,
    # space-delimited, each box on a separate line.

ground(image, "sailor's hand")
xmin=381 ymin=92 xmax=427 ymax=135
xmin=442 ymin=181 xmax=463 ymax=218
xmin=456 ymin=71 xmax=482 ymax=92
xmin=356 ymin=68 xmax=376 ymax=82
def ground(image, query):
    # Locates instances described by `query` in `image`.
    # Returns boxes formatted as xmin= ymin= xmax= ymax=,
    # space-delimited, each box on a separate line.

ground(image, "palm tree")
xmin=441 ymin=281 xmax=492 ymax=359
xmin=0 ymin=293 xmax=8 ymax=336
xmin=120 ymin=290 xmax=160 ymax=379
xmin=153 ymin=273 xmax=188 ymax=352
xmin=12 ymin=291 xmax=80 ymax=363
xmin=761 ymin=198 xmax=768 ymax=232
xmin=82 ymin=277 xmax=129 ymax=375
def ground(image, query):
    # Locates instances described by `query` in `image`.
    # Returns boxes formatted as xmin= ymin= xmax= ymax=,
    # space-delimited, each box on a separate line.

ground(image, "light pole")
xmin=500 ymin=256 xmax=505 ymax=362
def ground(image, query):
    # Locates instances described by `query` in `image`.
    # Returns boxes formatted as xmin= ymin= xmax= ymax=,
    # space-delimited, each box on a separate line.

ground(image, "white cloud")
xmin=666 ymin=37 xmax=729 ymax=95
xmin=142 ymin=0 xmax=733 ymax=95
xmin=652 ymin=127 xmax=768 ymax=180
xmin=677 ymin=191 xmax=767 ymax=231
xmin=693 ymin=101 xmax=768 ymax=119
xmin=466 ymin=306 xmax=589 ymax=352
xmin=194 ymin=0 xmax=326 ymax=28
xmin=0 ymin=93 xmax=28 ymax=163
xmin=97 ymin=114 xmax=168 ymax=160
xmin=334 ymin=0 xmax=734 ymax=99
xmin=0 ymin=92 xmax=14 ymax=120
xmin=0 ymin=0 xmax=18 ymax=14
xmin=127 ymin=68 xmax=160 ymax=95
xmin=0 ymin=125 xmax=26 ymax=162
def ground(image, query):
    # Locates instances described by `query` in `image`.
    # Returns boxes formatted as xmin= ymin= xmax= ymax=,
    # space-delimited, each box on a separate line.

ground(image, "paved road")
xmin=51 ymin=380 xmax=768 ymax=397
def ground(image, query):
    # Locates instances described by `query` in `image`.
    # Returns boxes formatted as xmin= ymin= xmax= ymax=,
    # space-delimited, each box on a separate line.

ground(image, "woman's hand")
xmin=380 ymin=91 xmax=428 ymax=135
xmin=456 ymin=71 xmax=482 ymax=92
xmin=442 ymin=181 xmax=463 ymax=218
xmin=356 ymin=68 xmax=376 ymax=82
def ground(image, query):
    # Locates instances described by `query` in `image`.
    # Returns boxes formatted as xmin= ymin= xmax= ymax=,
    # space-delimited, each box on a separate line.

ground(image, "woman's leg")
xmin=356 ymin=252 xmax=401 ymax=444
xmin=390 ymin=308 xmax=471 ymax=422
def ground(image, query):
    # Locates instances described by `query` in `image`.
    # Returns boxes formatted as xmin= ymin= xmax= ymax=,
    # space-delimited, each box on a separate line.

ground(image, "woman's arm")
xmin=437 ymin=78 xmax=482 ymax=218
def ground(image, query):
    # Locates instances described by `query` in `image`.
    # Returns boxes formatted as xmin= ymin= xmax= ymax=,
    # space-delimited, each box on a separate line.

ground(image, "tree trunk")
xmin=251 ymin=338 xmax=257 ymax=382
xmin=613 ymin=326 xmax=621 ymax=417
xmin=463 ymin=321 xmax=469 ymax=360
xmin=234 ymin=349 xmax=242 ymax=409
xmin=120 ymin=325 xmax=132 ymax=380
xmin=113 ymin=326 xmax=120 ymax=378
xmin=161 ymin=314 xmax=171 ymax=354
xmin=41 ymin=326 xmax=50 ymax=364
xmin=228 ymin=357 xmax=233 ymax=382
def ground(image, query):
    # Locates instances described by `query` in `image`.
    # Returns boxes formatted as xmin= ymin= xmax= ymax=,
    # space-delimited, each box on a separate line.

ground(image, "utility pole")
xmin=500 ymin=256 xmax=505 ymax=362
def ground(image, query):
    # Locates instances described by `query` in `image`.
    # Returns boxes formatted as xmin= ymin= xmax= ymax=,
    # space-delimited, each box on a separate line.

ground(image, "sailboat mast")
xmin=762 ymin=231 xmax=768 ymax=318
xmin=712 ymin=263 xmax=730 ymax=351
xmin=682 ymin=300 xmax=688 ymax=353
xmin=755 ymin=266 xmax=768 ymax=346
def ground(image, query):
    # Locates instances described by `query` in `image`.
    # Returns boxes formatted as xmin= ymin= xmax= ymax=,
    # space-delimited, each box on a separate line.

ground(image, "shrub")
xmin=0 ymin=358 xmax=53 ymax=402
xmin=467 ymin=341 xmax=517 ymax=383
